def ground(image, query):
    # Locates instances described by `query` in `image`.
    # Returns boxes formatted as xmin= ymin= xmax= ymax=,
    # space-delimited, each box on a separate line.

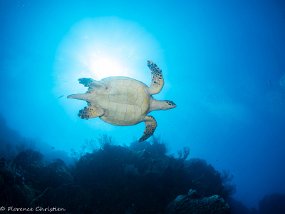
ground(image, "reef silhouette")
xmin=0 ymin=136 xmax=233 ymax=213
xmin=1 ymin=117 xmax=284 ymax=213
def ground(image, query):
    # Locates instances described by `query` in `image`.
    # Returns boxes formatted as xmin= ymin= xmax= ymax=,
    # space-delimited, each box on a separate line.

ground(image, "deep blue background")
xmin=1 ymin=0 xmax=285 ymax=208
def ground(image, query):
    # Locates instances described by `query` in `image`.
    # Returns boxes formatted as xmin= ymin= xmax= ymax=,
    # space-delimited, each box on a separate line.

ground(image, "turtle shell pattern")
xmin=90 ymin=77 xmax=150 ymax=126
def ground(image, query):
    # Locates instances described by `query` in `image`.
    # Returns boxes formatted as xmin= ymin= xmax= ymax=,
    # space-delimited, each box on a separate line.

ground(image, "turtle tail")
xmin=67 ymin=93 xmax=90 ymax=101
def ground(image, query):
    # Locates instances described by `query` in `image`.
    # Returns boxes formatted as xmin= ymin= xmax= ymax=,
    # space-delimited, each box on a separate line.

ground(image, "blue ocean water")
xmin=1 ymin=0 xmax=285 ymax=211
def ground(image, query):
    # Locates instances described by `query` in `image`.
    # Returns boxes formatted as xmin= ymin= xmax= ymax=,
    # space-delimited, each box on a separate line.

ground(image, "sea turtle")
xmin=67 ymin=60 xmax=176 ymax=142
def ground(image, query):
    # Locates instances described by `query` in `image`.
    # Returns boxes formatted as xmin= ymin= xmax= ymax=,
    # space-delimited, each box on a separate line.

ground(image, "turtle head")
xmin=164 ymin=100 xmax=176 ymax=109
xmin=150 ymin=99 xmax=176 ymax=111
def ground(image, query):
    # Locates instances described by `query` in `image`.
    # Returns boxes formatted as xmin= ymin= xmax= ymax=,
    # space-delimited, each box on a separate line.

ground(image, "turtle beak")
xmin=166 ymin=100 xmax=176 ymax=109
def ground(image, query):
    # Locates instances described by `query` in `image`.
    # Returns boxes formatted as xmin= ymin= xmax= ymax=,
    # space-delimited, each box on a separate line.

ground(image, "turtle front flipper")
xmin=78 ymin=106 xmax=104 ymax=120
xmin=139 ymin=115 xmax=157 ymax=142
xmin=147 ymin=60 xmax=164 ymax=95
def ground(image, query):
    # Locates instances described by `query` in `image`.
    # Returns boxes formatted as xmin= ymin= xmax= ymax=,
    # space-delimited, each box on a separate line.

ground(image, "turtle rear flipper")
xmin=79 ymin=78 xmax=94 ymax=87
xmin=147 ymin=60 xmax=164 ymax=95
xmin=78 ymin=78 xmax=106 ymax=90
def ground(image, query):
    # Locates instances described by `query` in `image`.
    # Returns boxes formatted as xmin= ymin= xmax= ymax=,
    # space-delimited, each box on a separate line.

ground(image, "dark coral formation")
xmin=167 ymin=189 xmax=230 ymax=214
xmin=259 ymin=193 xmax=285 ymax=214
xmin=0 ymin=139 xmax=234 ymax=214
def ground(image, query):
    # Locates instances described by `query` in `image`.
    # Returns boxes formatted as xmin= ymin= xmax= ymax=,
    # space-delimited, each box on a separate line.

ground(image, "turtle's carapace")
xmin=67 ymin=60 xmax=176 ymax=142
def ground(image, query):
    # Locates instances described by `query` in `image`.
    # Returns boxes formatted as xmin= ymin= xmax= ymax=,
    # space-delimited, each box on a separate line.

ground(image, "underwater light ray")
xmin=54 ymin=17 xmax=163 ymax=132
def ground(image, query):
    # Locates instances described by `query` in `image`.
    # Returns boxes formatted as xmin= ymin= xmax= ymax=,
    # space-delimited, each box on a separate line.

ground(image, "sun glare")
xmin=55 ymin=17 xmax=163 ymax=117
xmin=82 ymin=54 xmax=130 ymax=79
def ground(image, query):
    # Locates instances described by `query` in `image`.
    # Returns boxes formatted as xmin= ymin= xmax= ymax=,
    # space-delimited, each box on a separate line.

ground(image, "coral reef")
xmin=0 ymin=138 xmax=234 ymax=213
xmin=228 ymin=198 xmax=258 ymax=214
xmin=167 ymin=189 xmax=230 ymax=214
xmin=259 ymin=193 xmax=285 ymax=214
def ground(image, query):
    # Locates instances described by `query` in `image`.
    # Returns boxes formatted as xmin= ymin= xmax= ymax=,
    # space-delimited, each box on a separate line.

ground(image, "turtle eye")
xmin=166 ymin=100 xmax=176 ymax=107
